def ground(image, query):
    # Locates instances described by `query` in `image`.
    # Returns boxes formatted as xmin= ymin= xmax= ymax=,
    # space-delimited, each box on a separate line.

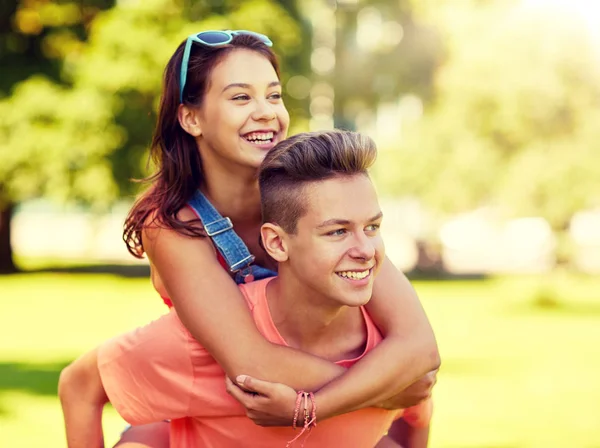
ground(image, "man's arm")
xmin=308 ymin=257 xmax=440 ymax=418
xmin=59 ymin=311 xmax=206 ymax=447
xmin=58 ymin=348 xmax=108 ymax=448
xmin=375 ymin=435 xmax=403 ymax=448
xmin=386 ymin=417 xmax=430 ymax=448
xmin=380 ymin=398 xmax=433 ymax=448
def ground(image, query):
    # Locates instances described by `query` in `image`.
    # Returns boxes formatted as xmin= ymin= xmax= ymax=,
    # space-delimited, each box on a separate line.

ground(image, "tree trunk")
xmin=0 ymin=203 xmax=17 ymax=273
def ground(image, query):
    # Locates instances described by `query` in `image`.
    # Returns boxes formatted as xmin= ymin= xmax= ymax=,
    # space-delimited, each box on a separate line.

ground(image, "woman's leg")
xmin=113 ymin=422 xmax=170 ymax=448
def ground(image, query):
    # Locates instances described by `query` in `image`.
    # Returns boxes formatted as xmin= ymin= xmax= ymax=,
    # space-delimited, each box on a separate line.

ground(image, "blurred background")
xmin=1 ymin=0 xmax=599 ymax=446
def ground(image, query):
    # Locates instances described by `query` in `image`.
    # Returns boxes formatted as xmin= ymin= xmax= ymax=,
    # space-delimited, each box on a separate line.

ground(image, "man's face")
xmin=284 ymin=174 xmax=385 ymax=308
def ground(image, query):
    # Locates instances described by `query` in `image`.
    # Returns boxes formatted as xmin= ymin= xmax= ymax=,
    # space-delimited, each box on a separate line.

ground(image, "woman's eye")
xmin=232 ymin=94 xmax=251 ymax=101
xmin=269 ymin=92 xmax=282 ymax=100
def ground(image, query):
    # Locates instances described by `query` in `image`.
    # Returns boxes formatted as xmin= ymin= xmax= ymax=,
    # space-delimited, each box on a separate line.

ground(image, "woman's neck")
xmin=200 ymin=165 xmax=262 ymax=225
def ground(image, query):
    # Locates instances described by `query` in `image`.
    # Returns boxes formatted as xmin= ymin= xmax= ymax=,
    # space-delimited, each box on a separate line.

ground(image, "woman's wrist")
xmin=312 ymin=389 xmax=341 ymax=421
xmin=286 ymin=391 xmax=318 ymax=445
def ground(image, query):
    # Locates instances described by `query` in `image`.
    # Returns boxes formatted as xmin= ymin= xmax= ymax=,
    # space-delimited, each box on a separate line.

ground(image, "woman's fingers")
xmin=225 ymin=376 xmax=251 ymax=404
xmin=235 ymin=375 xmax=276 ymax=397
xmin=225 ymin=375 xmax=299 ymax=426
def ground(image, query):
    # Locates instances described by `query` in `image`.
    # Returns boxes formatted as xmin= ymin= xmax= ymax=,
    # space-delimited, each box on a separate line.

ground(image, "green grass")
xmin=1 ymin=271 xmax=599 ymax=447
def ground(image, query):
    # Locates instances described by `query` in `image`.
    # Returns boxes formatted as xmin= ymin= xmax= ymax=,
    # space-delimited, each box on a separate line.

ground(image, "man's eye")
xmin=328 ymin=229 xmax=346 ymax=236
xmin=366 ymin=224 xmax=380 ymax=232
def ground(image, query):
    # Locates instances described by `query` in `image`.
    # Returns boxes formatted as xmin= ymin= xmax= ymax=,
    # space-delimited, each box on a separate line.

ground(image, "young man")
xmin=60 ymin=130 xmax=433 ymax=447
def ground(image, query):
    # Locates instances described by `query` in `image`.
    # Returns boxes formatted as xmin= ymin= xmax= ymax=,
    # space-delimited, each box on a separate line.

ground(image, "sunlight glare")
xmin=522 ymin=0 xmax=600 ymax=41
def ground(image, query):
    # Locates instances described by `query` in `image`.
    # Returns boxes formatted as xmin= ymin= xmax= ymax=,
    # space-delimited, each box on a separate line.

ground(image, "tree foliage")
xmin=0 ymin=0 xmax=307 ymax=271
xmin=331 ymin=0 xmax=443 ymax=128
xmin=376 ymin=2 xmax=600 ymax=230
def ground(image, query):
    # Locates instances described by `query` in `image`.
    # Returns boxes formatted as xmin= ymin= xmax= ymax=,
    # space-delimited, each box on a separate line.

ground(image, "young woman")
xmin=59 ymin=30 xmax=439 ymax=447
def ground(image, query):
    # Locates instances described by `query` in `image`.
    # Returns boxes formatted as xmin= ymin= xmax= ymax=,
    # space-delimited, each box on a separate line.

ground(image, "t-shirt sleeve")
xmin=97 ymin=310 xmax=212 ymax=425
xmin=402 ymin=398 xmax=433 ymax=428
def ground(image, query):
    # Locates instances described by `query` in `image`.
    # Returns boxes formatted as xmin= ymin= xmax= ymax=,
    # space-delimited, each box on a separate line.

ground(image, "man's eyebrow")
xmin=369 ymin=211 xmax=384 ymax=221
xmin=316 ymin=212 xmax=383 ymax=229
xmin=316 ymin=219 xmax=351 ymax=229
xmin=222 ymin=81 xmax=281 ymax=93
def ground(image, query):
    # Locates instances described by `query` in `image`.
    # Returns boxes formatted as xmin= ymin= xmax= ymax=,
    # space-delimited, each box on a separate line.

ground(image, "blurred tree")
xmin=0 ymin=0 xmax=115 ymax=272
xmin=0 ymin=0 xmax=115 ymax=95
xmin=74 ymin=0 xmax=306 ymax=196
xmin=0 ymin=0 xmax=307 ymax=272
xmin=332 ymin=0 xmax=443 ymax=129
xmin=376 ymin=2 xmax=600 ymax=233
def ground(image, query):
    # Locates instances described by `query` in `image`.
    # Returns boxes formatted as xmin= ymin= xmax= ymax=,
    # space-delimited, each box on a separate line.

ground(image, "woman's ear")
xmin=178 ymin=104 xmax=202 ymax=137
xmin=261 ymin=223 xmax=289 ymax=262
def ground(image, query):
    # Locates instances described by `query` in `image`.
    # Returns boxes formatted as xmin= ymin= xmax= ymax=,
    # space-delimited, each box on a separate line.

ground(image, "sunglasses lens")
xmin=197 ymin=31 xmax=231 ymax=45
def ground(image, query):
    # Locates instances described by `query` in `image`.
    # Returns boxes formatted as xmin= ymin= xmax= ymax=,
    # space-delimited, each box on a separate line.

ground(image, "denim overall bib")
xmin=187 ymin=190 xmax=277 ymax=284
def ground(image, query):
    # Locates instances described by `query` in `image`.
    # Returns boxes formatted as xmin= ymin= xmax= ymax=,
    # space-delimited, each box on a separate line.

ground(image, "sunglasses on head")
xmin=179 ymin=29 xmax=273 ymax=103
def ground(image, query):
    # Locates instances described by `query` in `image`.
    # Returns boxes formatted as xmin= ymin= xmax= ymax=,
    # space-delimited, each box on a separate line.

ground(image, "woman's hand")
xmin=225 ymin=375 xmax=299 ymax=427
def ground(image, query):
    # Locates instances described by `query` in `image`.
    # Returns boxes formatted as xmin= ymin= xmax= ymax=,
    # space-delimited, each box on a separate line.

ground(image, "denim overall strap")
xmin=235 ymin=263 xmax=277 ymax=284
xmin=187 ymin=190 xmax=255 ymax=273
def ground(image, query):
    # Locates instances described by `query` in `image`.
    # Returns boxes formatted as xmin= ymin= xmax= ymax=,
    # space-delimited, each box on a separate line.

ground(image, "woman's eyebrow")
xmin=222 ymin=81 xmax=281 ymax=93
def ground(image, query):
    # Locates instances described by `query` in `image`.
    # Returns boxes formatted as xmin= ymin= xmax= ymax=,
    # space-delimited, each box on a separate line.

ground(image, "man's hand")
xmin=225 ymin=375 xmax=298 ymax=427
xmin=378 ymin=369 xmax=437 ymax=410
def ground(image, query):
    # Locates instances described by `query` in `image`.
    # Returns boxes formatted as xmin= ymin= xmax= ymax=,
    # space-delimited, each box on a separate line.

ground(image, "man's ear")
xmin=178 ymin=104 xmax=202 ymax=137
xmin=261 ymin=223 xmax=289 ymax=262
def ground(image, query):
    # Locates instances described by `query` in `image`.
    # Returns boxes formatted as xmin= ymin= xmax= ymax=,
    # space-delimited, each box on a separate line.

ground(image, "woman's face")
xmin=195 ymin=48 xmax=290 ymax=172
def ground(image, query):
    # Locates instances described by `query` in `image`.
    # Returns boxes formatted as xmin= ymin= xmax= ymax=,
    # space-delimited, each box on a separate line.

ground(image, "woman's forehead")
xmin=209 ymin=49 xmax=278 ymax=89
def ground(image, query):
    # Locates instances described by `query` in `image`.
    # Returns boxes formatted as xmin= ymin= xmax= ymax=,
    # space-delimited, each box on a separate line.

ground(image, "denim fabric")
xmin=187 ymin=190 xmax=277 ymax=285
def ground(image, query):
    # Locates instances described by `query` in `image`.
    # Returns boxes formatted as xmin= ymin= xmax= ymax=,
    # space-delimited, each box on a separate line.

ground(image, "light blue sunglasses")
xmin=179 ymin=30 xmax=273 ymax=103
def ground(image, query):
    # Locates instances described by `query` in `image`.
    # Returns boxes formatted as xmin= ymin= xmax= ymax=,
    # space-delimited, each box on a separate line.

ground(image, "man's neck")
xmin=266 ymin=276 xmax=367 ymax=362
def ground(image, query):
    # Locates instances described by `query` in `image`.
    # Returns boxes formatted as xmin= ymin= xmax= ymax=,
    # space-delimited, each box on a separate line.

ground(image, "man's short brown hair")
xmin=259 ymin=130 xmax=377 ymax=233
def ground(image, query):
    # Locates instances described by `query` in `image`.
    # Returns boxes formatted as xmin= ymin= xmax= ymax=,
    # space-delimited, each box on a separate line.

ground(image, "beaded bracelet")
xmin=287 ymin=391 xmax=317 ymax=447
xmin=292 ymin=390 xmax=304 ymax=430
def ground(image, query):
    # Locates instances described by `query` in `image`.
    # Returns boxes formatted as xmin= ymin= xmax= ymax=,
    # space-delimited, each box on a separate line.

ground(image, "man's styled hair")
xmin=259 ymin=130 xmax=377 ymax=233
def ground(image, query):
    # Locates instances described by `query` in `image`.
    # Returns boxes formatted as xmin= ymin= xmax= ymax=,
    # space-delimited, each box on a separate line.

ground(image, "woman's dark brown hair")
xmin=123 ymin=33 xmax=280 ymax=258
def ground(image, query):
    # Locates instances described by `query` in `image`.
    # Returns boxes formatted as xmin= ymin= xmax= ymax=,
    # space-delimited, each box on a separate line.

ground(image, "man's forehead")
xmin=301 ymin=175 xmax=381 ymax=224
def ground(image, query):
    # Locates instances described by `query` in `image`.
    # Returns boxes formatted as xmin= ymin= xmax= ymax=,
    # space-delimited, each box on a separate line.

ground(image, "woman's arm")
xmin=144 ymin=215 xmax=345 ymax=389
xmin=147 ymin=214 xmax=439 ymax=420
xmin=314 ymin=257 xmax=440 ymax=418
xmin=227 ymin=257 xmax=440 ymax=423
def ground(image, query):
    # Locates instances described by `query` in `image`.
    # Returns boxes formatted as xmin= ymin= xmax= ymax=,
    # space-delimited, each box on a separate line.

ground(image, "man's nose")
xmin=348 ymin=231 xmax=376 ymax=261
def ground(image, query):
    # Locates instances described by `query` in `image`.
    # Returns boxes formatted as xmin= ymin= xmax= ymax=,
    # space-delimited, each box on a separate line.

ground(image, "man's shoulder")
xmin=238 ymin=278 xmax=282 ymax=344
xmin=238 ymin=277 xmax=272 ymax=310
xmin=360 ymin=306 xmax=384 ymax=350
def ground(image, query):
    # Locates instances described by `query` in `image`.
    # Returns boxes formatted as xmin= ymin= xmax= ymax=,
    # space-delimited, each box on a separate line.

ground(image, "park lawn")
xmin=1 ymin=271 xmax=599 ymax=447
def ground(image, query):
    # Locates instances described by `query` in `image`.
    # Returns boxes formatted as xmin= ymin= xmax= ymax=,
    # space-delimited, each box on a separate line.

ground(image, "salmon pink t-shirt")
xmin=98 ymin=278 xmax=429 ymax=448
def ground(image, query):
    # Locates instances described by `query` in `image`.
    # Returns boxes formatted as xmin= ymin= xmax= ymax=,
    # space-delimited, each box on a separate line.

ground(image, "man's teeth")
xmin=245 ymin=132 xmax=274 ymax=142
xmin=337 ymin=270 xmax=370 ymax=280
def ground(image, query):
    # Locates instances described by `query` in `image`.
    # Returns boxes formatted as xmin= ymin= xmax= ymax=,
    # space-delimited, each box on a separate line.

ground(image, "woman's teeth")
xmin=337 ymin=270 xmax=370 ymax=280
xmin=244 ymin=131 xmax=274 ymax=144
